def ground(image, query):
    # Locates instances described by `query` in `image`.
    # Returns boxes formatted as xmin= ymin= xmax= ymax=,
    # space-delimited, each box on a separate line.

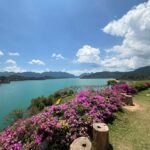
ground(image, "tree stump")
xmin=70 ymin=137 xmax=92 ymax=150
xmin=121 ymin=93 xmax=134 ymax=106
xmin=93 ymin=123 xmax=109 ymax=150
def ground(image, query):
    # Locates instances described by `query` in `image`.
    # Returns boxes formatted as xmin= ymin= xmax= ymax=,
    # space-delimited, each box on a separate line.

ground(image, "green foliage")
xmin=28 ymin=88 xmax=75 ymax=115
xmin=133 ymin=83 xmax=149 ymax=92
xmin=107 ymin=80 xmax=118 ymax=85
xmin=129 ymin=81 xmax=150 ymax=92
xmin=5 ymin=109 xmax=25 ymax=125
xmin=53 ymin=88 xmax=75 ymax=99
xmin=29 ymin=96 xmax=53 ymax=115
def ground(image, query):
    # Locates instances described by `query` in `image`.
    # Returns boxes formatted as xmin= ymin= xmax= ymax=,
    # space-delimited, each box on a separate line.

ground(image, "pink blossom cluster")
xmin=111 ymin=83 xmax=136 ymax=95
xmin=0 ymin=84 xmax=135 ymax=150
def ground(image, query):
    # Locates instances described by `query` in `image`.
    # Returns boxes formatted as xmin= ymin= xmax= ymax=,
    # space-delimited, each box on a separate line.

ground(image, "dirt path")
xmin=123 ymin=102 xmax=142 ymax=112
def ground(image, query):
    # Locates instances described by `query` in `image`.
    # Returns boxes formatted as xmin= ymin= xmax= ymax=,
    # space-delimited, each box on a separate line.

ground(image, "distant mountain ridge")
xmin=0 ymin=71 xmax=75 ymax=79
xmin=81 ymin=71 xmax=125 ymax=79
xmin=0 ymin=66 xmax=150 ymax=81
xmin=81 ymin=66 xmax=150 ymax=80
xmin=118 ymin=66 xmax=150 ymax=80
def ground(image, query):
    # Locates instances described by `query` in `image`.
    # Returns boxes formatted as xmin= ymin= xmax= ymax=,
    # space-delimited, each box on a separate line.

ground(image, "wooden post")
xmin=70 ymin=137 xmax=92 ymax=150
xmin=121 ymin=93 xmax=133 ymax=106
xmin=125 ymin=94 xmax=133 ymax=106
xmin=93 ymin=123 xmax=109 ymax=150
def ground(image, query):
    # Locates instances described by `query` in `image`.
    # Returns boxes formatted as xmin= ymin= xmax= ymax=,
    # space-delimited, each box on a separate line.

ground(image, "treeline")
xmin=0 ymin=75 xmax=53 ymax=84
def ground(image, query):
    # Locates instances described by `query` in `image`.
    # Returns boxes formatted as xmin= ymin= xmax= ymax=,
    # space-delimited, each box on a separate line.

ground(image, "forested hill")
xmin=80 ymin=71 xmax=124 ymax=79
xmin=118 ymin=66 xmax=150 ymax=80
xmin=0 ymin=71 xmax=76 ymax=83
xmin=0 ymin=71 xmax=75 ymax=78
xmin=81 ymin=66 xmax=150 ymax=80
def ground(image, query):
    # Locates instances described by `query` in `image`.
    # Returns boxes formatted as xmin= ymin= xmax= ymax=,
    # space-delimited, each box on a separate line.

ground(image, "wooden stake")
xmin=93 ymin=123 xmax=109 ymax=150
xmin=121 ymin=93 xmax=134 ymax=106
xmin=70 ymin=137 xmax=92 ymax=150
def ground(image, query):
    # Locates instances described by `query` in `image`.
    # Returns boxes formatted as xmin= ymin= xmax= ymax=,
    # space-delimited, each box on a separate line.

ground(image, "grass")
xmin=108 ymin=89 xmax=150 ymax=150
xmin=127 ymin=80 xmax=150 ymax=85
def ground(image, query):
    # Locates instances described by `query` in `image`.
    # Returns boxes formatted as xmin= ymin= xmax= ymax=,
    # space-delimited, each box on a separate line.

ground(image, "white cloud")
xmin=3 ymin=59 xmax=25 ymax=72
xmin=6 ymin=59 xmax=16 ymax=65
xmin=101 ymin=56 xmax=150 ymax=71
xmin=102 ymin=0 xmax=150 ymax=69
xmin=76 ymin=45 xmax=100 ymax=64
xmin=67 ymin=55 xmax=150 ymax=75
xmin=3 ymin=65 xmax=25 ymax=72
xmin=0 ymin=50 xmax=4 ymax=56
xmin=51 ymin=53 xmax=65 ymax=60
xmin=29 ymin=59 xmax=45 ymax=65
xmin=8 ymin=52 xmax=20 ymax=56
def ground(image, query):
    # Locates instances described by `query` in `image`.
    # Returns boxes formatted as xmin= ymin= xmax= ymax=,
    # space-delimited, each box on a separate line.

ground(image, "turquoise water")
xmin=0 ymin=78 xmax=109 ymax=129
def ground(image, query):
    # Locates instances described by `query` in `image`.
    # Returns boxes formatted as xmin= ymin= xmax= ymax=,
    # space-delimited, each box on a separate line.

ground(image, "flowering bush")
xmin=0 ymin=84 xmax=136 ymax=150
xmin=145 ymin=82 xmax=150 ymax=87
xmin=111 ymin=83 xmax=136 ymax=95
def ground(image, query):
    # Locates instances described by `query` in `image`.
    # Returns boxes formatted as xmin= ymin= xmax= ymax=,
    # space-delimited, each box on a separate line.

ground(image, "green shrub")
xmin=5 ymin=108 xmax=25 ymax=124
xmin=53 ymin=91 xmax=61 ymax=99
xmin=29 ymin=96 xmax=53 ymax=115
xmin=129 ymin=81 xmax=150 ymax=92
xmin=107 ymin=80 xmax=118 ymax=86
xmin=133 ymin=83 xmax=148 ymax=92
xmin=68 ymin=89 xmax=74 ymax=95
xmin=27 ymin=88 xmax=75 ymax=115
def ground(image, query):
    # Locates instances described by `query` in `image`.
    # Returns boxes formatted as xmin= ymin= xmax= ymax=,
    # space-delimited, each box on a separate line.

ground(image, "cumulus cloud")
xmin=29 ymin=59 xmax=45 ymax=65
xmin=8 ymin=52 xmax=20 ymax=56
xmin=51 ymin=53 xmax=65 ymax=60
xmin=3 ymin=65 xmax=25 ymax=72
xmin=0 ymin=50 xmax=4 ymax=56
xmin=6 ymin=59 xmax=16 ymax=65
xmin=76 ymin=45 xmax=100 ymax=64
xmin=102 ymin=0 xmax=150 ymax=69
xmin=3 ymin=60 xmax=25 ymax=72
xmin=102 ymin=56 xmax=150 ymax=71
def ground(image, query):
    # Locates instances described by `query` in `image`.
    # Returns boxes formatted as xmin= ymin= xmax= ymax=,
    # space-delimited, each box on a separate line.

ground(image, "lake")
xmin=0 ymin=78 xmax=110 ymax=129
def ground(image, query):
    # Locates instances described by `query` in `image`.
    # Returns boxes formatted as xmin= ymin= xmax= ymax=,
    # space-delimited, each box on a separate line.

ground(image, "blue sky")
xmin=0 ymin=0 xmax=149 ymax=75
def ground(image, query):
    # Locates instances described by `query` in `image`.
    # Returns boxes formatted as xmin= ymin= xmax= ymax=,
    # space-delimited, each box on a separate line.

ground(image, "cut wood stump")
xmin=70 ymin=137 xmax=92 ymax=150
xmin=121 ymin=93 xmax=134 ymax=106
xmin=93 ymin=123 xmax=109 ymax=150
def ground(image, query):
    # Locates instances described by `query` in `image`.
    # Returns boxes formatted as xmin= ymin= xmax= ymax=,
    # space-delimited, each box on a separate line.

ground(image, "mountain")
xmin=81 ymin=66 xmax=150 ymax=80
xmin=0 ymin=71 xmax=75 ymax=79
xmin=41 ymin=72 xmax=75 ymax=78
xmin=1 ymin=66 xmax=150 ymax=81
xmin=117 ymin=66 xmax=150 ymax=80
xmin=133 ymin=66 xmax=150 ymax=73
xmin=81 ymin=71 xmax=124 ymax=79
